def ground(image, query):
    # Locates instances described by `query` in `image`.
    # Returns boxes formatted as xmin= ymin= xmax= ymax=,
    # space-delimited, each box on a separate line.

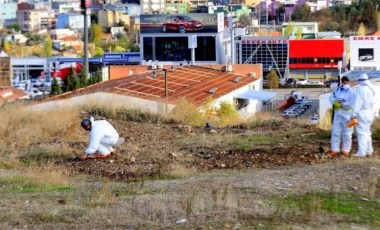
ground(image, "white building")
xmin=349 ymin=36 xmax=380 ymax=71
xmin=141 ymin=0 xmax=166 ymax=14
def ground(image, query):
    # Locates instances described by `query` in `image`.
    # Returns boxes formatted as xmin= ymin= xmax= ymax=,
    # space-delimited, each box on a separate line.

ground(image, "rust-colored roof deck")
xmin=0 ymin=87 xmax=28 ymax=104
xmin=47 ymin=65 xmax=261 ymax=105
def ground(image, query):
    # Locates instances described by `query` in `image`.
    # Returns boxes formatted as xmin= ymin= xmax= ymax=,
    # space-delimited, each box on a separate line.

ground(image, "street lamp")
xmin=80 ymin=0 xmax=89 ymax=78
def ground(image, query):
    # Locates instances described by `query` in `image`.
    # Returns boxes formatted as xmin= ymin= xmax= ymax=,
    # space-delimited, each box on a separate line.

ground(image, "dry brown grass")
xmin=0 ymin=104 xmax=82 ymax=157
xmin=318 ymin=109 xmax=332 ymax=130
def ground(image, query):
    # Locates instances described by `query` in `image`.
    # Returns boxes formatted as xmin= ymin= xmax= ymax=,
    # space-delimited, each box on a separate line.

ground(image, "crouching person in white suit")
xmin=80 ymin=117 xmax=120 ymax=160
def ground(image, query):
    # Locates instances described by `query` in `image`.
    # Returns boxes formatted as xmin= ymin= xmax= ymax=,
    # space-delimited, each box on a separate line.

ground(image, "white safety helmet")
xmin=358 ymin=73 xmax=369 ymax=81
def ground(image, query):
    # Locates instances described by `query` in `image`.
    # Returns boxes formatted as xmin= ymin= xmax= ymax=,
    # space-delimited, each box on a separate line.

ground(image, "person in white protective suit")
xmin=80 ymin=117 xmax=120 ymax=160
xmin=351 ymin=73 xmax=376 ymax=157
xmin=329 ymin=76 xmax=355 ymax=157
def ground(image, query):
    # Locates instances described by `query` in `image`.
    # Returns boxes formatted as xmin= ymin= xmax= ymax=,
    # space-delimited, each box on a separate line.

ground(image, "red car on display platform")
xmin=162 ymin=15 xmax=203 ymax=33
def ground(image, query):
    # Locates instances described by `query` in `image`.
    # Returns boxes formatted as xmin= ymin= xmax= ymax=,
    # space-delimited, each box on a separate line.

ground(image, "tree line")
xmin=291 ymin=0 xmax=380 ymax=36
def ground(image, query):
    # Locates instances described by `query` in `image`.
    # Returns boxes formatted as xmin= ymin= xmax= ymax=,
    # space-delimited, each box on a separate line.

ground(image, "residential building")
xmin=125 ymin=3 xmax=141 ymax=16
xmin=52 ymin=1 xmax=81 ymax=14
xmin=306 ymin=0 xmax=329 ymax=12
xmin=188 ymin=0 xmax=209 ymax=13
xmin=17 ymin=5 xmax=43 ymax=32
xmin=98 ymin=10 xmax=130 ymax=28
xmin=141 ymin=0 xmax=166 ymax=14
xmin=50 ymin=28 xmax=76 ymax=40
xmin=164 ymin=1 xmax=190 ymax=14
xmin=57 ymin=13 xmax=91 ymax=30
xmin=281 ymin=22 xmax=318 ymax=39
xmin=0 ymin=3 xmax=17 ymax=25
xmin=110 ymin=27 xmax=126 ymax=38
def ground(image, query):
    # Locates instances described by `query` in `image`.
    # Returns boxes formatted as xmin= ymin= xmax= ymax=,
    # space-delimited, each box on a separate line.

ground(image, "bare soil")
xmin=58 ymin=118 xmax=379 ymax=182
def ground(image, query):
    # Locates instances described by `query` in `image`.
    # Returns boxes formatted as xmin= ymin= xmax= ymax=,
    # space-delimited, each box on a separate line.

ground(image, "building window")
xmin=195 ymin=36 xmax=216 ymax=61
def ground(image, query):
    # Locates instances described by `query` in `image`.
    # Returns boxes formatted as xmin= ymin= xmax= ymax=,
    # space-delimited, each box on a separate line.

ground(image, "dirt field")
xmin=1 ymin=113 xmax=379 ymax=229
xmin=60 ymin=118 xmax=377 ymax=180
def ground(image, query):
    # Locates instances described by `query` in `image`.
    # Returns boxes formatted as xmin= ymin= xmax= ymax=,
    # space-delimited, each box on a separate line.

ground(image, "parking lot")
xmin=266 ymin=88 xmax=328 ymax=121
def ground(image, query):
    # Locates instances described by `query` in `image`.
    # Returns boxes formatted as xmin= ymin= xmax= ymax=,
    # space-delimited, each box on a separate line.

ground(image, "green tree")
xmin=296 ymin=27 xmax=302 ymax=39
xmin=1 ymin=38 xmax=10 ymax=53
xmin=93 ymin=46 xmax=104 ymax=57
xmin=66 ymin=67 xmax=80 ymax=91
xmin=90 ymin=12 xmax=98 ymax=24
xmin=113 ymin=45 xmax=126 ymax=52
xmin=89 ymin=24 xmax=103 ymax=44
xmin=238 ymin=14 xmax=251 ymax=27
xmin=361 ymin=0 xmax=377 ymax=30
xmin=292 ymin=4 xmax=311 ymax=21
xmin=88 ymin=69 xmax=103 ymax=85
xmin=50 ymin=78 xmax=62 ymax=96
xmin=357 ymin=22 xmax=366 ymax=36
xmin=284 ymin=23 xmax=293 ymax=36
xmin=7 ymin=24 xmax=21 ymax=32
xmin=78 ymin=67 xmax=88 ymax=88
xmin=217 ymin=101 xmax=239 ymax=126
xmin=267 ymin=70 xmax=279 ymax=89
xmin=43 ymin=35 xmax=53 ymax=57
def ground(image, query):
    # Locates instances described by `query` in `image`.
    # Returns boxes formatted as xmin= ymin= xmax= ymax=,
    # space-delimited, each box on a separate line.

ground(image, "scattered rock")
xmin=209 ymin=129 xmax=217 ymax=134
xmin=176 ymin=218 xmax=187 ymax=224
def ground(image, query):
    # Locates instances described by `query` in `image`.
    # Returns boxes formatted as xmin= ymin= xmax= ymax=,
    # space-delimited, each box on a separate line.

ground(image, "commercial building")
xmin=235 ymin=36 xmax=289 ymax=79
xmin=289 ymin=39 xmax=344 ymax=80
xmin=349 ymin=36 xmax=380 ymax=71
xmin=140 ymin=13 xmax=226 ymax=65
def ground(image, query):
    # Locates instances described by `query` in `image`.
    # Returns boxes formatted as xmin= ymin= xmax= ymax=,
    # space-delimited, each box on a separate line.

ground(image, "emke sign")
xmin=352 ymin=36 xmax=380 ymax=40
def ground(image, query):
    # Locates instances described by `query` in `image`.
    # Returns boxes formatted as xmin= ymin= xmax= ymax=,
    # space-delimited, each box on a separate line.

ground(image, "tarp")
xmin=236 ymin=90 xmax=278 ymax=101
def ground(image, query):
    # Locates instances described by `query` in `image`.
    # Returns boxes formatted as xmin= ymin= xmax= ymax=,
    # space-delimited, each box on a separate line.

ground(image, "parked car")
xmin=296 ymin=79 xmax=308 ymax=85
xmin=162 ymin=15 xmax=203 ymax=33
xmin=359 ymin=54 xmax=373 ymax=61
xmin=309 ymin=80 xmax=323 ymax=85
xmin=26 ymin=88 xmax=44 ymax=100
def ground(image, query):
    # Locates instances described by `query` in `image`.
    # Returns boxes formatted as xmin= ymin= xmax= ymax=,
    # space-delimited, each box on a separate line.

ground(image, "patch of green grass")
xmin=295 ymin=129 xmax=331 ymax=141
xmin=19 ymin=150 xmax=66 ymax=165
xmin=0 ymin=175 xmax=72 ymax=193
xmin=232 ymin=135 xmax=281 ymax=151
xmin=282 ymin=192 xmax=380 ymax=226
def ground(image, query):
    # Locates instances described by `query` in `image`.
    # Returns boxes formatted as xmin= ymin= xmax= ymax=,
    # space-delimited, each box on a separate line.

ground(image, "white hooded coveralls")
xmin=352 ymin=80 xmax=376 ymax=156
xmin=329 ymin=85 xmax=355 ymax=153
xmin=85 ymin=119 xmax=119 ymax=155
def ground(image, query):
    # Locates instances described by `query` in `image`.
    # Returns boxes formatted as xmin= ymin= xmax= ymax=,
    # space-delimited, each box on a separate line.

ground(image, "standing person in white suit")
xmin=329 ymin=76 xmax=355 ymax=157
xmin=80 ymin=117 xmax=120 ymax=160
xmin=351 ymin=73 xmax=376 ymax=157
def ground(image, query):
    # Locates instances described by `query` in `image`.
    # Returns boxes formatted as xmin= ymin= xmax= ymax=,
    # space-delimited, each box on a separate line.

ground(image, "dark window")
xmin=143 ymin=37 xmax=153 ymax=61
xmin=195 ymin=36 xmax=216 ymax=61
xmin=156 ymin=37 xmax=191 ymax=61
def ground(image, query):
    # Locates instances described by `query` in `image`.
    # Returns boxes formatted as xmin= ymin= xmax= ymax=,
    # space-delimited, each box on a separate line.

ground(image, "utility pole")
xmin=81 ymin=0 xmax=89 ymax=77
